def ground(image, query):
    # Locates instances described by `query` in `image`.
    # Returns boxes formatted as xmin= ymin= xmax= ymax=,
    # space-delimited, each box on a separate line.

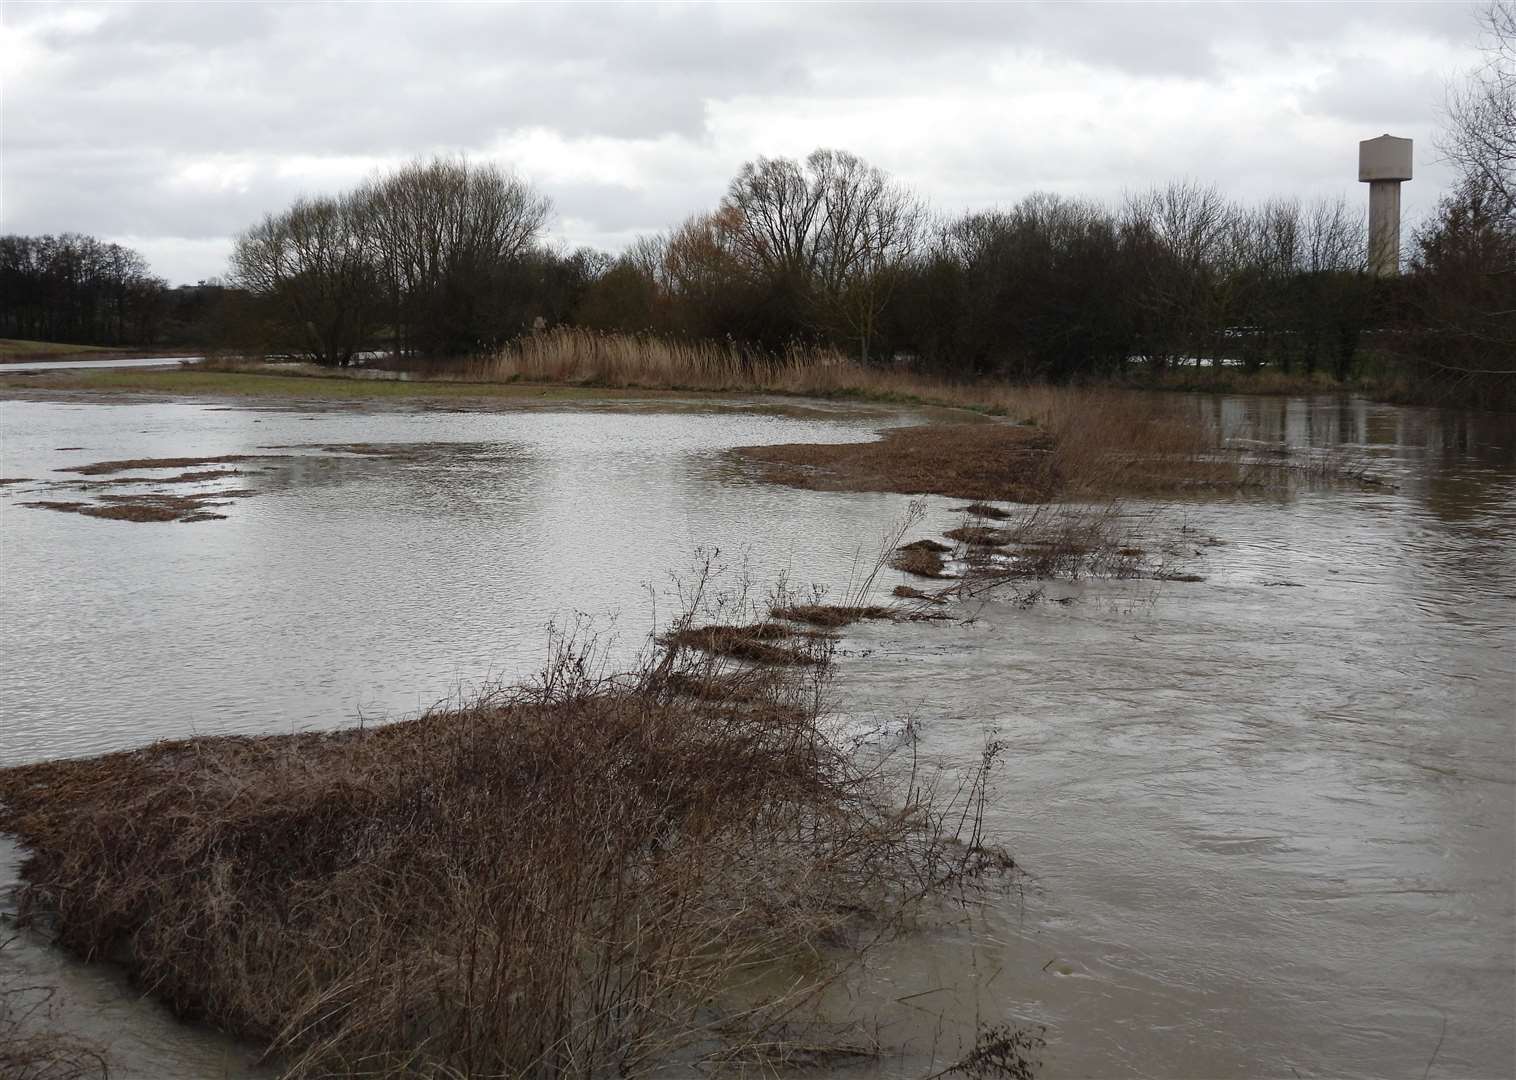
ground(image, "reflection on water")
xmin=0 ymin=356 xmax=197 ymax=373
xmin=1 ymin=393 xmax=1512 ymax=1079
xmin=0 ymin=400 xmax=913 ymax=761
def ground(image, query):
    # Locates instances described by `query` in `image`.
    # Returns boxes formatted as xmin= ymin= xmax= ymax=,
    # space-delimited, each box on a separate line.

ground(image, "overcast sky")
xmin=0 ymin=1 xmax=1489 ymax=285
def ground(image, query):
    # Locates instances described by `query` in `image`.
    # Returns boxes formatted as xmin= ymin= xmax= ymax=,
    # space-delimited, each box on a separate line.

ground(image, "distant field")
xmin=0 ymin=338 xmax=115 ymax=361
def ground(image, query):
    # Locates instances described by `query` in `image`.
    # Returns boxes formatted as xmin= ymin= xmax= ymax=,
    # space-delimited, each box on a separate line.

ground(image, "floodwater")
xmin=0 ymin=356 xmax=198 ymax=373
xmin=0 ymin=392 xmax=1512 ymax=1079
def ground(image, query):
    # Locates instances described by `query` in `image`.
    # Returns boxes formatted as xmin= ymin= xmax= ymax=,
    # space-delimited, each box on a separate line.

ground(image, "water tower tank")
xmin=1359 ymin=135 xmax=1413 ymax=182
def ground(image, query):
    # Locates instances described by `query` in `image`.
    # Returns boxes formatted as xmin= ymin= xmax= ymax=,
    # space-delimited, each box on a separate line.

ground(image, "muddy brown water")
xmin=0 ymin=393 xmax=1511 ymax=1079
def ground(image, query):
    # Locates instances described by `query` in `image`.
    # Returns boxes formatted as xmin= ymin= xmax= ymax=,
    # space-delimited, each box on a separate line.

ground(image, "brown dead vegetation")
xmin=0 ymin=617 xmax=1012 ymax=1079
xmin=770 ymin=604 xmax=896 ymax=629
xmin=943 ymin=526 xmax=1015 ymax=547
xmin=24 ymin=452 xmax=282 ymax=524
xmin=84 ymin=468 xmax=248 ymax=486
xmin=734 ymin=388 xmax=1345 ymax=503
xmin=58 ymin=454 xmax=269 ymax=476
xmin=22 ymin=491 xmax=242 ymax=524
xmin=892 ymin=585 xmax=947 ymax=605
xmin=736 ymin=423 xmax=1057 ymax=503
xmin=890 ymin=546 xmax=950 ymax=579
xmin=660 ymin=622 xmax=832 ymax=665
xmin=888 ymin=502 xmax=1201 ymax=602
xmin=953 ymin=502 xmax=1013 ymax=519
xmin=258 ymin=443 xmax=427 ymax=461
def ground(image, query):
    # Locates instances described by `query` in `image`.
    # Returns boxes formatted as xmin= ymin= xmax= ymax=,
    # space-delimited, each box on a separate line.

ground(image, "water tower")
xmin=1358 ymin=134 xmax=1412 ymax=276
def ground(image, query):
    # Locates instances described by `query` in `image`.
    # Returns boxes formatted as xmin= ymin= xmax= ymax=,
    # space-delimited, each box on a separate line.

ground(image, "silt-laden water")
xmin=0 ymin=392 xmax=1511 ymax=1078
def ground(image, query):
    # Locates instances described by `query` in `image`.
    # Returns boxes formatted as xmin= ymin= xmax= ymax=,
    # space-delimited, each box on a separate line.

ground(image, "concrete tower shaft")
xmin=1358 ymin=135 xmax=1412 ymax=277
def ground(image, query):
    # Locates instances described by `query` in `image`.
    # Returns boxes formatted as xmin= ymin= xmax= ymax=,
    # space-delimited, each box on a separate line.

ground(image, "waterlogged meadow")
xmin=0 ymin=388 xmax=1512 ymax=1079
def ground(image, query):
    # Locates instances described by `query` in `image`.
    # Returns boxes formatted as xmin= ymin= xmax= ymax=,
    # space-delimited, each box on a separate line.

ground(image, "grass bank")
xmin=0 ymin=339 xmax=205 ymax=364
xmin=0 ymin=611 xmax=1011 ymax=1078
xmin=0 ymin=338 xmax=113 ymax=362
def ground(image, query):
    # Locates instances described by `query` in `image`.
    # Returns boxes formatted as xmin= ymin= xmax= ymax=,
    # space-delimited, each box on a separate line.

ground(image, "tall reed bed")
xmin=0 ymin=606 xmax=1010 ymax=1078
xmin=469 ymin=328 xmax=1020 ymax=407
xmin=470 ymin=330 xmax=1302 ymax=497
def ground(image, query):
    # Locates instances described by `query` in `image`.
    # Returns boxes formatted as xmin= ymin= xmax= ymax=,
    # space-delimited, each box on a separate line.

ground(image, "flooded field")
xmin=1 ymin=392 xmax=1512 ymax=1078
xmin=0 ymin=356 xmax=197 ymax=373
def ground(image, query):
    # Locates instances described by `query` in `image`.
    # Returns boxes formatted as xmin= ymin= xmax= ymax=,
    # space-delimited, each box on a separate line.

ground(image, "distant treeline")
xmin=213 ymin=148 xmax=1511 ymax=406
xmin=0 ymin=233 xmax=230 ymax=348
xmin=5 ymin=59 xmax=1510 ymax=407
xmin=216 ymin=5 xmax=1516 ymax=407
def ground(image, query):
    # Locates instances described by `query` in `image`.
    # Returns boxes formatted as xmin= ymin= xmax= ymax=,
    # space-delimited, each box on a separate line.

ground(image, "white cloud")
xmin=0 ymin=0 xmax=1487 ymax=283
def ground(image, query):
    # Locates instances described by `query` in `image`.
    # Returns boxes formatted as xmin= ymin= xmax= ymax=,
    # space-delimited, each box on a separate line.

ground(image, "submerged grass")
xmin=0 ymin=594 xmax=1012 ymax=1078
xmin=0 ymin=945 xmax=107 ymax=1080
xmin=890 ymin=502 xmax=1189 ymax=604
xmin=21 ymin=489 xmax=247 ymax=524
xmin=57 ymin=454 xmax=270 ymax=476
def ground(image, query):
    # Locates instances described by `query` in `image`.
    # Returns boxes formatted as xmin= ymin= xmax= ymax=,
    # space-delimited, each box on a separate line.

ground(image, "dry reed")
xmin=0 ymin=597 xmax=1012 ymax=1078
xmin=475 ymin=330 xmax=1272 ymax=498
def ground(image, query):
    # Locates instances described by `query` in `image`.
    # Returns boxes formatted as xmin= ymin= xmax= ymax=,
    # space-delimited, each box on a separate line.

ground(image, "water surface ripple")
xmin=0 ymin=394 xmax=1511 ymax=1079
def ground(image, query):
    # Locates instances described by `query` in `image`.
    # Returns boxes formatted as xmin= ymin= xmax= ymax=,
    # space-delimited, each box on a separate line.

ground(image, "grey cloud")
xmin=0 ymin=0 xmax=1485 ymax=283
xmin=1303 ymin=60 xmax=1450 ymax=127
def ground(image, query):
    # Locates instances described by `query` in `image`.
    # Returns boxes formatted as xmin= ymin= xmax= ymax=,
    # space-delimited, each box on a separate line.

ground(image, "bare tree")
xmin=811 ymin=150 xmax=926 ymax=363
xmin=1411 ymin=1 xmax=1516 ymax=388
xmin=720 ymin=149 xmax=924 ymax=360
xmin=1442 ymin=2 xmax=1516 ymax=230
xmin=230 ymin=195 xmax=378 ymax=366
xmin=1123 ymin=181 xmax=1237 ymax=367
xmin=357 ymin=157 xmax=552 ymax=356
xmin=0 ymin=233 xmax=166 ymax=345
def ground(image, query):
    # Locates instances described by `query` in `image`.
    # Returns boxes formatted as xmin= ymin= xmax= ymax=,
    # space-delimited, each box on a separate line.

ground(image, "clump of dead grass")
xmin=736 ymin=422 xmax=1057 ymax=503
xmin=660 ymin=622 xmax=832 ymax=665
xmin=769 ymin=604 xmax=896 ymax=629
xmin=953 ymin=503 xmax=1013 ymax=519
xmin=0 ymin=592 xmax=1012 ymax=1078
xmin=892 ymin=585 xmax=947 ymax=605
xmin=943 ymin=526 xmax=1014 ymax=548
xmin=890 ymin=545 xmax=951 ymax=579
xmin=959 ymin=504 xmax=1148 ymax=586
xmin=889 ymin=502 xmax=1197 ymax=605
